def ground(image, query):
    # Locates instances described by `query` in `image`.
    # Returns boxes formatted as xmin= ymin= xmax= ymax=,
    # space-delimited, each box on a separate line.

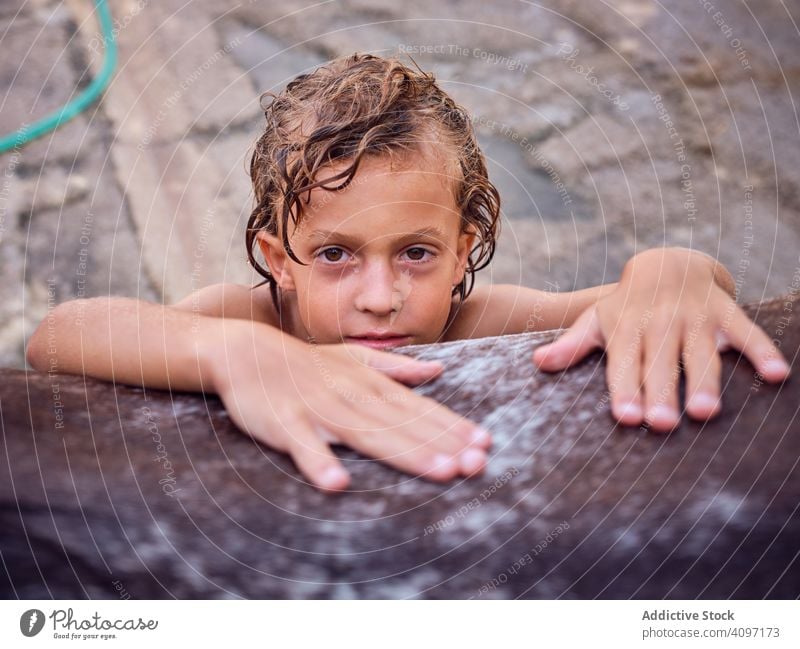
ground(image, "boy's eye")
xmin=315 ymin=246 xmax=435 ymax=265
xmin=404 ymin=247 xmax=433 ymax=263
xmin=318 ymin=247 xmax=350 ymax=263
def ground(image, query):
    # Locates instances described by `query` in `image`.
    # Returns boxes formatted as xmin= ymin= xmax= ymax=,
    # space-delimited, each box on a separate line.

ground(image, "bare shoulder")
xmin=441 ymin=284 xmax=497 ymax=341
xmin=169 ymin=282 xmax=279 ymax=327
xmin=443 ymin=284 xmax=555 ymax=340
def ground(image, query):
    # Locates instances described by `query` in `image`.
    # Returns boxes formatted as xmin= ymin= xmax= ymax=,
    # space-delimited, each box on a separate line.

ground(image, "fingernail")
xmin=421 ymin=360 xmax=443 ymax=369
xmin=533 ymin=348 xmax=553 ymax=366
xmin=646 ymin=404 xmax=679 ymax=427
xmin=430 ymin=453 xmax=458 ymax=477
xmin=615 ymin=400 xmax=642 ymax=421
xmin=763 ymin=359 xmax=790 ymax=376
xmin=688 ymin=392 xmax=720 ymax=413
xmin=318 ymin=466 xmax=349 ymax=490
xmin=460 ymin=448 xmax=487 ymax=475
xmin=470 ymin=427 xmax=492 ymax=447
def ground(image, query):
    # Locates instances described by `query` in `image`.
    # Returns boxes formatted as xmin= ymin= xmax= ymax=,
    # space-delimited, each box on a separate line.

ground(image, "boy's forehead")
xmin=293 ymin=153 xmax=460 ymax=235
xmin=311 ymin=153 xmax=454 ymax=202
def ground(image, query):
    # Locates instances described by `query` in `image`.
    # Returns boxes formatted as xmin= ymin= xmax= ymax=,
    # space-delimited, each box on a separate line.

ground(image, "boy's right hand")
xmin=202 ymin=321 xmax=492 ymax=492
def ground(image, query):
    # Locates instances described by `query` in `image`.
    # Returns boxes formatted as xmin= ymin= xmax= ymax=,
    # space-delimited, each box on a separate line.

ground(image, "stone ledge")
xmin=1 ymin=295 xmax=798 ymax=598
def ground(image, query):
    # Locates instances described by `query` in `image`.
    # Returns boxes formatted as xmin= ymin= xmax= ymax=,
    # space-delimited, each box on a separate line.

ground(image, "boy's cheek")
xmin=291 ymin=282 xmax=338 ymax=336
xmin=413 ymin=291 xmax=456 ymax=339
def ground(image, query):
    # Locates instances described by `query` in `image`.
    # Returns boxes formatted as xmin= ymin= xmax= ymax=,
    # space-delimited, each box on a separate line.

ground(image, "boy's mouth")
xmin=345 ymin=332 xmax=412 ymax=350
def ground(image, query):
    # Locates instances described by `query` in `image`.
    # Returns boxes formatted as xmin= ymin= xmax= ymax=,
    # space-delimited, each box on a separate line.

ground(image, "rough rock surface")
xmin=1 ymin=296 xmax=797 ymax=599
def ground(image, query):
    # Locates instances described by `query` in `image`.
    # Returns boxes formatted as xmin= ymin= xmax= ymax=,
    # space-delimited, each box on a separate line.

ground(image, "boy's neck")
xmin=278 ymin=289 xmax=311 ymax=342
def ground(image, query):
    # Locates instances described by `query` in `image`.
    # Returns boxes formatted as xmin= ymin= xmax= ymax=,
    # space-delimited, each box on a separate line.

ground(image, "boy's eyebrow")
xmin=306 ymin=226 xmax=449 ymax=245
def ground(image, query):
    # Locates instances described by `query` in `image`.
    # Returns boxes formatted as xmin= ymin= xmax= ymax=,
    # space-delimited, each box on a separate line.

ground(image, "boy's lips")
xmin=345 ymin=332 xmax=412 ymax=349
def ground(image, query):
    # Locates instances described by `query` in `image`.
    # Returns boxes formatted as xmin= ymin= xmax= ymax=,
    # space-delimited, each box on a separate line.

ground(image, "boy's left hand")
xmin=532 ymin=248 xmax=791 ymax=431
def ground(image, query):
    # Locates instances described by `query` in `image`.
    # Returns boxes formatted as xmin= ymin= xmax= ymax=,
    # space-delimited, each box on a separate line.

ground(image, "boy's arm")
xmin=444 ymin=282 xmax=619 ymax=340
xmin=25 ymin=283 xmax=279 ymax=391
xmin=169 ymin=282 xmax=279 ymax=324
xmin=25 ymin=294 xmax=243 ymax=392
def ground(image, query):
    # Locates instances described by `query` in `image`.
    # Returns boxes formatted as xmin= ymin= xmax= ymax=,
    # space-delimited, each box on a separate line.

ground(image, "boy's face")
xmin=257 ymin=151 xmax=475 ymax=349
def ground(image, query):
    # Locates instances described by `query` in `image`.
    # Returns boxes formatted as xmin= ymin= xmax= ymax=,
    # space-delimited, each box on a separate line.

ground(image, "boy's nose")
xmin=353 ymin=261 xmax=400 ymax=317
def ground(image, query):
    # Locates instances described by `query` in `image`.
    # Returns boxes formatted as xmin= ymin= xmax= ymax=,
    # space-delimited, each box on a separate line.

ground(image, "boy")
xmin=26 ymin=53 xmax=790 ymax=493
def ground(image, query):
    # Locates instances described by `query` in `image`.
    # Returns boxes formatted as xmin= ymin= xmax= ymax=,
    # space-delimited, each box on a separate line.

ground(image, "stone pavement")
xmin=2 ymin=0 xmax=800 ymax=368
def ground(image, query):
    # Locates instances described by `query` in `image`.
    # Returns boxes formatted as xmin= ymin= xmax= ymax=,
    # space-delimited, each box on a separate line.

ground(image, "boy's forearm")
xmin=447 ymin=282 xmax=619 ymax=338
xmin=551 ymin=282 xmax=619 ymax=328
xmin=26 ymin=297 xmax=249 ymax=393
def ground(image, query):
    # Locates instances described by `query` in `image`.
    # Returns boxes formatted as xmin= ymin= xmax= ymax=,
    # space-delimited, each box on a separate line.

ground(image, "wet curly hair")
xmin=245 ymin=52 xmax=501 ymax=317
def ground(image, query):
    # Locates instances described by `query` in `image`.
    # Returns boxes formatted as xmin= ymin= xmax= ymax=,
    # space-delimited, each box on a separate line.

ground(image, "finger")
xmin=722 ymin=306 xmax=791 ymax=382
xmin=392 ymin=392 xmax=493 ymax=450
xmin=218 ymin=385 xmax=289 ymax=451
xmin=641 ymin=319 xmax=683 ymax=431
xmin=533 ymin=305 xmax=604 ymax=371
xmin=371 ymin=395 xmax=490 ymax=478
xmin=382 ymin=396 xmax=491 ymax=469
xmin=279 ymin=411 xmax=351 ymax=492
xmin=313 ymin=363 xmax=491 ymax=464
xmin=356 ymin=371 xmax=493 ymax=450
xmin=342 ymin=344 xmax=444 ymax=386
xmin=682 ymin=320 xmax=723 ymax=420
xmin=326 ymin=405 xmax=480 ymax=482
xmin=605 ymin=323 xmax=645 ymax=426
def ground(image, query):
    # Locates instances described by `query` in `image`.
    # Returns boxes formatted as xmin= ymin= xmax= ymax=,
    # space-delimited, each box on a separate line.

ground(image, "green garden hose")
xmin=0 ymin=0 xmax=116 ymax=154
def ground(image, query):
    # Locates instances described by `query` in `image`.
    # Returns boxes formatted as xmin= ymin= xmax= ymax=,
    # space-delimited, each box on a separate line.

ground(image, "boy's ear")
xmin=256 ymin=231 xmax=296 ymax=292
xmin=453 ymin=227 xmax=477 ymax=286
